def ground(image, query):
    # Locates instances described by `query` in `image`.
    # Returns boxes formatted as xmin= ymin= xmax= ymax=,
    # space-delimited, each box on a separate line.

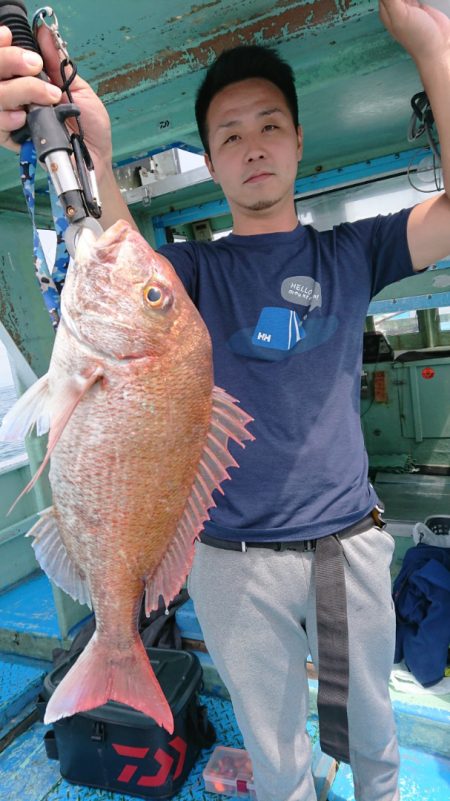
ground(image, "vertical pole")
xmin=417 ymin=309 xmax=440 ymax=349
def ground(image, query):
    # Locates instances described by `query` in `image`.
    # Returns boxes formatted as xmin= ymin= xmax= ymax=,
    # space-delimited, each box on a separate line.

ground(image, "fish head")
xmin=61 ymin=220 xmax=207 ymax=361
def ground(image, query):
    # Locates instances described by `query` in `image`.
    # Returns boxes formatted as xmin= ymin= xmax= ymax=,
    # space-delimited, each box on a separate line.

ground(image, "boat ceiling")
xmin=0 ymin=0 xmax=425 ymax=215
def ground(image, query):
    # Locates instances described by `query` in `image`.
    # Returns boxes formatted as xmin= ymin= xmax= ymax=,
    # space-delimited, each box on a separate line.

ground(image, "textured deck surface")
xmin=0 ymin=573 xmax=59 ymax=638
xmin=0 ymin=652 xmax=49 ymax=732
xmin=1 ymin=692 xmax=449 ymax=801
xmin=329 ymin=747 xmax=450 ymax=801
xmin=0 ymin=695 xmax=318 ymax=801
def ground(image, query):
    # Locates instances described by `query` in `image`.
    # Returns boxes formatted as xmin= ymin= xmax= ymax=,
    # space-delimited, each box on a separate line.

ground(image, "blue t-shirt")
xmin=159 ymin=210 xmax=414 ymax=542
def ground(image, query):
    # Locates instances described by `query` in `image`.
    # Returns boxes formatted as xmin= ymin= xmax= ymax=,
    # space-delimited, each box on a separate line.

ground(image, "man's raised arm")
xmin=380 ymin=0 xmax=450 ymax=271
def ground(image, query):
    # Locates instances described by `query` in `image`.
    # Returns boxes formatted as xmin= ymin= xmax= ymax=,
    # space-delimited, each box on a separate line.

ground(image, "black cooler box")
xmin=38 ymin=647 xmax=215 ymax=799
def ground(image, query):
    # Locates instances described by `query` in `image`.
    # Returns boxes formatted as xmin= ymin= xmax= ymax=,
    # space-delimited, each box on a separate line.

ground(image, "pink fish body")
xmin=0 ymin=221 xmax=253 ymax=731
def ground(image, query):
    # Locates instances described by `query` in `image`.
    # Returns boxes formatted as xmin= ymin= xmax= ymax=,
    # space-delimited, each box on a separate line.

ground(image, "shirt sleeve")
xmin=333 ymin=207 xmax=416 ymax=300
xmin=370 ymin=207 xmax=416 ymax=297
xmin=158 ymin=242 xmax=198 ymax=299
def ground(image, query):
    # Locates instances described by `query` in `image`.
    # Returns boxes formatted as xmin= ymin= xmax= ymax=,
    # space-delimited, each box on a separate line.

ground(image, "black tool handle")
xmin=0 ymin=1 xmax=52 ymax=143
xmin=0 ymin=1 xmax=40 ymax=54
xmin=0 ymin=2 xmax=91 ymax=223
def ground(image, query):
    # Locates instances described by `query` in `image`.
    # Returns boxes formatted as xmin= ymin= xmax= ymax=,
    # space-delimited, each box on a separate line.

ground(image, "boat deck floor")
xmin=1 ymin=697 xmax=323 ymax=801
xmin=1 ymin=690 xmax=449 ymax=801
xmin=0 ymin=535 xmax=449 ymax=801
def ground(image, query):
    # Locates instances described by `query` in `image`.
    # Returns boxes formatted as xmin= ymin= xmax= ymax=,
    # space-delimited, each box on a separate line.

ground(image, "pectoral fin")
xmin=6 ymin=366 xmax=104 ymax=514
xmin=0 ymin=373 xmax=51 ymax=441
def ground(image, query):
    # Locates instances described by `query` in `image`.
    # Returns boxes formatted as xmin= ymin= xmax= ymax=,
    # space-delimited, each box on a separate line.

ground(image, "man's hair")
xmin=195 ymin=44 xmax=299 ymax=156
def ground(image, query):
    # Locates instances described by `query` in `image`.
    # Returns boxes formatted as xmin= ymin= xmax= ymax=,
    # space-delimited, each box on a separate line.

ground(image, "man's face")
xmin=204 ymin=78 xmax=303 ymax=216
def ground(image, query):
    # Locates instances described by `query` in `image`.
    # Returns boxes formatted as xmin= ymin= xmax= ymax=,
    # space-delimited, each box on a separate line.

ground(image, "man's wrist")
xmin=97 ymin=166 xmax=137 ymax=231
xmin=413 ymin=52 xmax=450 ymax=81
xmin=94 ymin=156 xmax=114 ymax=187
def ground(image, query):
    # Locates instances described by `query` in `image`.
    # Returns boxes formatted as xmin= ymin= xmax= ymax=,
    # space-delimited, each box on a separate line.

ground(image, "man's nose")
xmin=246 ymin=148 xmax=266 ymax=162
xmin=245 ymin=135 xmax=266 ymax=162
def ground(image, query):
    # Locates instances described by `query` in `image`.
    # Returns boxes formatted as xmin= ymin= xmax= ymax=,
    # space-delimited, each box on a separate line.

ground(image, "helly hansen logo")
xmin=112 ymin=738 xmax=187 ymax=787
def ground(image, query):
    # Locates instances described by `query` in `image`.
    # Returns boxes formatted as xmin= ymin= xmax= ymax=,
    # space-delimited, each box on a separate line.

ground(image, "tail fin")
xmin=44 ymin=633 xmax=173 ymax=733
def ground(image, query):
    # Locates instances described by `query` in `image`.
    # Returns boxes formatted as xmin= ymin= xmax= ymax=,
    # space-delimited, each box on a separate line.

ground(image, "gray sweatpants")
xmin=188 ymin=525 xmax=400 ymax=801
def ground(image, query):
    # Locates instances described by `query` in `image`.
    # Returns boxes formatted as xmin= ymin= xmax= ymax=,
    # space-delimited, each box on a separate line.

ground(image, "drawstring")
xmin=19 ymin=140 xmax=70 ymax=330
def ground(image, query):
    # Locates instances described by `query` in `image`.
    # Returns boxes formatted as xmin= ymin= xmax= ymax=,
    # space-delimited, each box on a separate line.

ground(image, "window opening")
xmin=296 ymin=172 xmax=442 ymax=231
xmin=373 ymin=311 xmax=419 ymax=337
xmin=438 ymin=306 xmax=450 ymax=332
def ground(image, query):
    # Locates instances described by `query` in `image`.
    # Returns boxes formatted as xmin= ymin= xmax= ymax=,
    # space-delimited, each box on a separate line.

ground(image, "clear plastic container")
xmin=203 ymin=745 xmax=257 ymax=798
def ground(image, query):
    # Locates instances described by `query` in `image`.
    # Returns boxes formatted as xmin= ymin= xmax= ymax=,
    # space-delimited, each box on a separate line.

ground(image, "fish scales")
xmin=50 ymin=324 xmax=212 ymax=640
xmin=50 ymin=316 xmax=211 ymax=559
xmin=0 ymin=220 xmax=254 ymax=732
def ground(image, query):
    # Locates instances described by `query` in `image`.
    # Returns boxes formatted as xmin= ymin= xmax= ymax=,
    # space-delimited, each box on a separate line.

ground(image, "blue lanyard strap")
xmin=19 ymin=141 xmax=71 ymax=330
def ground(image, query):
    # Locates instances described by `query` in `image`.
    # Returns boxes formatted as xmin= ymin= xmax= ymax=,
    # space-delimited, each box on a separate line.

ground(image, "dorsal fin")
xmin=145 ymin=386 xmax=254 ymax=614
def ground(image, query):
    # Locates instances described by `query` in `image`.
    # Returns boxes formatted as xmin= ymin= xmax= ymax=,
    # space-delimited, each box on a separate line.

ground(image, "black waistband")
xmin=199 ymin=510 xmax=381 ymax=553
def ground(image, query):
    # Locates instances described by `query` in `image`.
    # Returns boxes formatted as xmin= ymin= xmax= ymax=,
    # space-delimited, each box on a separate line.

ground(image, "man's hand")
xmin=379 ymin=0 xmax=450 ymax=63
xmin=0 ymin=24 xmax=112 ymax=178
xmin=0 ymin=23 xmax=135 ymax=230
xmin=0 ymin=25 xmax=59 ymax=151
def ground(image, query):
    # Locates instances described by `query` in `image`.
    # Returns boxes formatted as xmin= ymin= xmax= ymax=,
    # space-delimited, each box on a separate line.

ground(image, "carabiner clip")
xmin=32 ymin=6 xmax=70 ymax=61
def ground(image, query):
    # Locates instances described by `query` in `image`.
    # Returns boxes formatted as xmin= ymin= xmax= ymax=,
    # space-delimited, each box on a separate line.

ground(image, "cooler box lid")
xmin=42 ymin=647 xmax=202 ymax=727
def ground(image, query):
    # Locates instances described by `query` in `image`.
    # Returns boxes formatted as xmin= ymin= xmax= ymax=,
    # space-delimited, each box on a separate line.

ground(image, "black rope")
xmin=58 ymin=57 xmax=101 ymax=216
xmin=407 ymin=90 xmax=442 ymax=193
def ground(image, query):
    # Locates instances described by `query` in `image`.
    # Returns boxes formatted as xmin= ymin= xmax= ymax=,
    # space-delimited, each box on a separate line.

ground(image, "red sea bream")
xmin=0 ymin=220 xmax=253 ymax=732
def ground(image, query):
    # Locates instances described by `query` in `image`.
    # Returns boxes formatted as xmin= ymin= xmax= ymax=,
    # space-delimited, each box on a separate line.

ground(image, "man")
xmin=1 ymin=3 xmax=450 ymax=800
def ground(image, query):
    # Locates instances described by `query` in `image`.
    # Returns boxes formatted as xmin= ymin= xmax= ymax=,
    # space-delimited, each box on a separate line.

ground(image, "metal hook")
xmin=32 ymin=6 xmax=55 ymax=32
xmin=32 ymin=6 xmax=70 ymax=61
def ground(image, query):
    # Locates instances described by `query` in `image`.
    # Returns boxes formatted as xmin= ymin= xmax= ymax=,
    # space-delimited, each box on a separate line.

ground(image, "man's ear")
xmin=297 ymin=125 xmax=303 ymax=163
xmin=204 ymin=152 xmax=219 ymax=184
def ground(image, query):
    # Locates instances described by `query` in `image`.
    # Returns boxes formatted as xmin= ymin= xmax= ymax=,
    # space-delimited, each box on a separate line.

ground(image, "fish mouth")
xmin=95 ymin=219 xmax=133 ymax=249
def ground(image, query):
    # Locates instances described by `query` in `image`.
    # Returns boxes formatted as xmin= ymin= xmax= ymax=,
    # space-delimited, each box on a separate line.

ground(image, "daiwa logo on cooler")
xmin=113 ymin=737 xmax=187 ymax=787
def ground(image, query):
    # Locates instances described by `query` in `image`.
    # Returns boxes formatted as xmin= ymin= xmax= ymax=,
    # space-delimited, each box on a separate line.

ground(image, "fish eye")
xmin=145 ymin=286 xmax=164 ymax=307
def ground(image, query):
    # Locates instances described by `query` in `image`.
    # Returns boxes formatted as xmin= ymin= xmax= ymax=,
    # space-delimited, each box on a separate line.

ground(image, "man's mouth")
xmin=243 ymin=172 xmax=274 ymax=184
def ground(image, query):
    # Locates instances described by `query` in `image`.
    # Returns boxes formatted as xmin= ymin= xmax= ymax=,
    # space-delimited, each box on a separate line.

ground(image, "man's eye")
xmin=263 ymin=124 xmax=278 ymax=132
xmin=224 ymin=134 xmax=240 ymax=144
